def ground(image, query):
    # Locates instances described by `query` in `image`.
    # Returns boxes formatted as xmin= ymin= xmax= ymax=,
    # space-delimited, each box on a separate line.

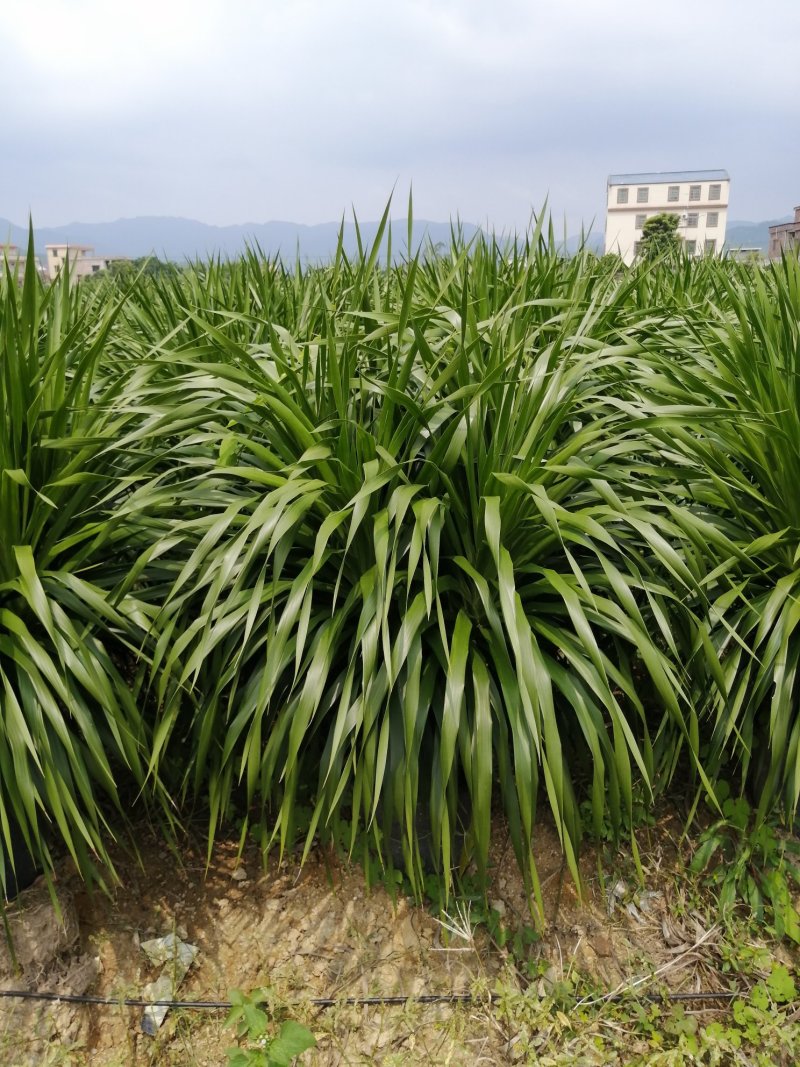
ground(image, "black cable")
xmin=0 ymin=988 xmax=746 ymax=1009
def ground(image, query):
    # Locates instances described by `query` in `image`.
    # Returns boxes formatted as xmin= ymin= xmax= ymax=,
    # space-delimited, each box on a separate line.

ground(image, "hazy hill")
xmin=2 ymin=213 xmax=787 ymax=262
xmin=724 ymin=216 xmax=792 ymax=252
xmin=0 ymin=216 xmax=480 ymax=263
xmin=563 ymin=233 xmax=605 ymax=256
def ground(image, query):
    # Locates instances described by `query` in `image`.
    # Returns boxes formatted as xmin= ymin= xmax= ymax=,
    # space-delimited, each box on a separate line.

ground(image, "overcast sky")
xmin=2 ymin=0 xmax=798 ymax=232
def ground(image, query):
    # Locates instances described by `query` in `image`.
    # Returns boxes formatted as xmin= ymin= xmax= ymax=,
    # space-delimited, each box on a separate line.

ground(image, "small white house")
xmin=604 ymin=170 xmax=730 ymax=264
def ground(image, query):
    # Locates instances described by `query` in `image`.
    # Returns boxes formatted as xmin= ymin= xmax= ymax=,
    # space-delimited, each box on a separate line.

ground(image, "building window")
xmin=637 ymin=187 xmax=649 ymax=203
xmin=686 ymin=213 xmax=699 ymax=228
xmin=616 ymin=187 xmax=629 ymax=204
xmin=706 ymin=212 xmax=719 ymax=228
xmin=685 ymin=240 xmax=697 ymax=256
xmin=667 ymin=186 xmax=680 ymax=202
xmin=704 ymin=239 xmax=716 ymax=255
xmin=51 ymin=250 xmax=59 ymax=258
xmin=635 ymin=214 xmax=647 ymax=229
xmin=689 ymin=185 xmax=701 ymax=201
xmin=92 ymin=264 xmax=101 ymax=273
xmin=708 ymin=184 xmax=721 ymax=200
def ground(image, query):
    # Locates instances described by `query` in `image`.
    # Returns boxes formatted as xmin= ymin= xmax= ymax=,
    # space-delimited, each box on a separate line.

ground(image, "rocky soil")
xmin=1 ymin=812 xmax=743 ymax=1065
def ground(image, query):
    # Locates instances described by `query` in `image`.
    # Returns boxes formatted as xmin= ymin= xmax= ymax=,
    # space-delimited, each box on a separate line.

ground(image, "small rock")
xmin=490 ymin=899 xmax=506 ymax=918
xmin=398 ymin=915 xmax=419 ymax=952
xmin=231 ymin=867 xmax=248 ymax=882
xmin=592 ymin=934 xmax=614 ymax=958
xmin=606 ymin=879 xmax=628 ymax=916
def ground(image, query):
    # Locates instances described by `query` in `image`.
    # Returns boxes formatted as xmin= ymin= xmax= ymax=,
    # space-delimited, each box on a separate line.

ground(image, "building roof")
xmin=608 ymin=170 xmax=729 ymax=185
xmin=44 ymin=243 xmax=94 ymax=250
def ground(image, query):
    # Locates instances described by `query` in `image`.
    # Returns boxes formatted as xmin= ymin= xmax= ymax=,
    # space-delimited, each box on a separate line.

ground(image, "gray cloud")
xmin=2 ymin=0 xmax=798 ymax=230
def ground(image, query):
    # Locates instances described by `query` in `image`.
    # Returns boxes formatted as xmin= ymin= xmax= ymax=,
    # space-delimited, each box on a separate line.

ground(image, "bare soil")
xmin=0 ymin=811 xmax=772 ymax=1065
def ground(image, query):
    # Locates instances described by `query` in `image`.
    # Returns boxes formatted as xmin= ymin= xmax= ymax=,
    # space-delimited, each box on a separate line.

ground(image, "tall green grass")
xmin=2 ymin=219 xmax=799 ymax=900
xmin=629 ymin=255 xmax=800 ymax=818
xmin=0 ymin=236 xmax=162 ymax=892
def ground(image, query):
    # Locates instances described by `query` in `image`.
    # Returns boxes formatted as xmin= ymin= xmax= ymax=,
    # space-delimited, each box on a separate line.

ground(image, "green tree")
xmin=109 ymin=255 xmax=175 ymax=278
xmin=639 ymin=213 xmax=680 ymax=260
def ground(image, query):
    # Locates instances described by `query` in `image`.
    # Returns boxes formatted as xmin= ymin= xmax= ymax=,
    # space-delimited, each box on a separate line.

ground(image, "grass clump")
xmin=2 ymin=212 xmax=800 ymax=908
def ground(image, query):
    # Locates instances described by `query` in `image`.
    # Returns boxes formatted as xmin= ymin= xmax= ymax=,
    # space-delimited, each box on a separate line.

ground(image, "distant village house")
xmin=1 ymin=242 xmax=128 ymax=281
xmin=768 ymin=207 xmax=800 ymax=259
xmin=45 ymin=244 xmax=129 ymax=280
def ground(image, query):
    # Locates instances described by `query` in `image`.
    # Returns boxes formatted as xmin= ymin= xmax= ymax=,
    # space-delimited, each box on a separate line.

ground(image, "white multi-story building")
xmin=604 ymin=170 xmax=730 ymax=264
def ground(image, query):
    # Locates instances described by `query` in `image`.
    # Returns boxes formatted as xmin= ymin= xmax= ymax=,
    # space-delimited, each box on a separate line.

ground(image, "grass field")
xmin=2 ymin=216 xmax=800 ymax=922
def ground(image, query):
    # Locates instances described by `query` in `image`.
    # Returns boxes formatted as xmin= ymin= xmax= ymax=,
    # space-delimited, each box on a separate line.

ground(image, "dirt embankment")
xmin=1 ymin=813 xmax=745 ymax=1065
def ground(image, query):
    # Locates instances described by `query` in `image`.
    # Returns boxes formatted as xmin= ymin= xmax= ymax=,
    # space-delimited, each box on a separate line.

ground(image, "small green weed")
xmin=690 ymin=783 xmax=800 ymax=941
xmin=224 ymin=988 xmax=316 ymax=1067
xmin=474 ymin=903 xmax=542 ymax=977
xmin=492 ymin=960 xmax=800 ymax=1064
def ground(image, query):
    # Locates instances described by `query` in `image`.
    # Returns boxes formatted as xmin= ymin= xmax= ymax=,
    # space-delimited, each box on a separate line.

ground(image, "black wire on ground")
xmin=0 ymin=988 xmax=745 ymax=1010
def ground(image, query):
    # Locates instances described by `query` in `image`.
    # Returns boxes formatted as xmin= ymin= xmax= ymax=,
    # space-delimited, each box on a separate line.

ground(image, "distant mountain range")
xmin=1 ymin=213 xmax=789 ymax=263
xmin=0 ymin=216 xmax=480 ymax=263
xmin=724 ymin=217 xmax=792 ymax=252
